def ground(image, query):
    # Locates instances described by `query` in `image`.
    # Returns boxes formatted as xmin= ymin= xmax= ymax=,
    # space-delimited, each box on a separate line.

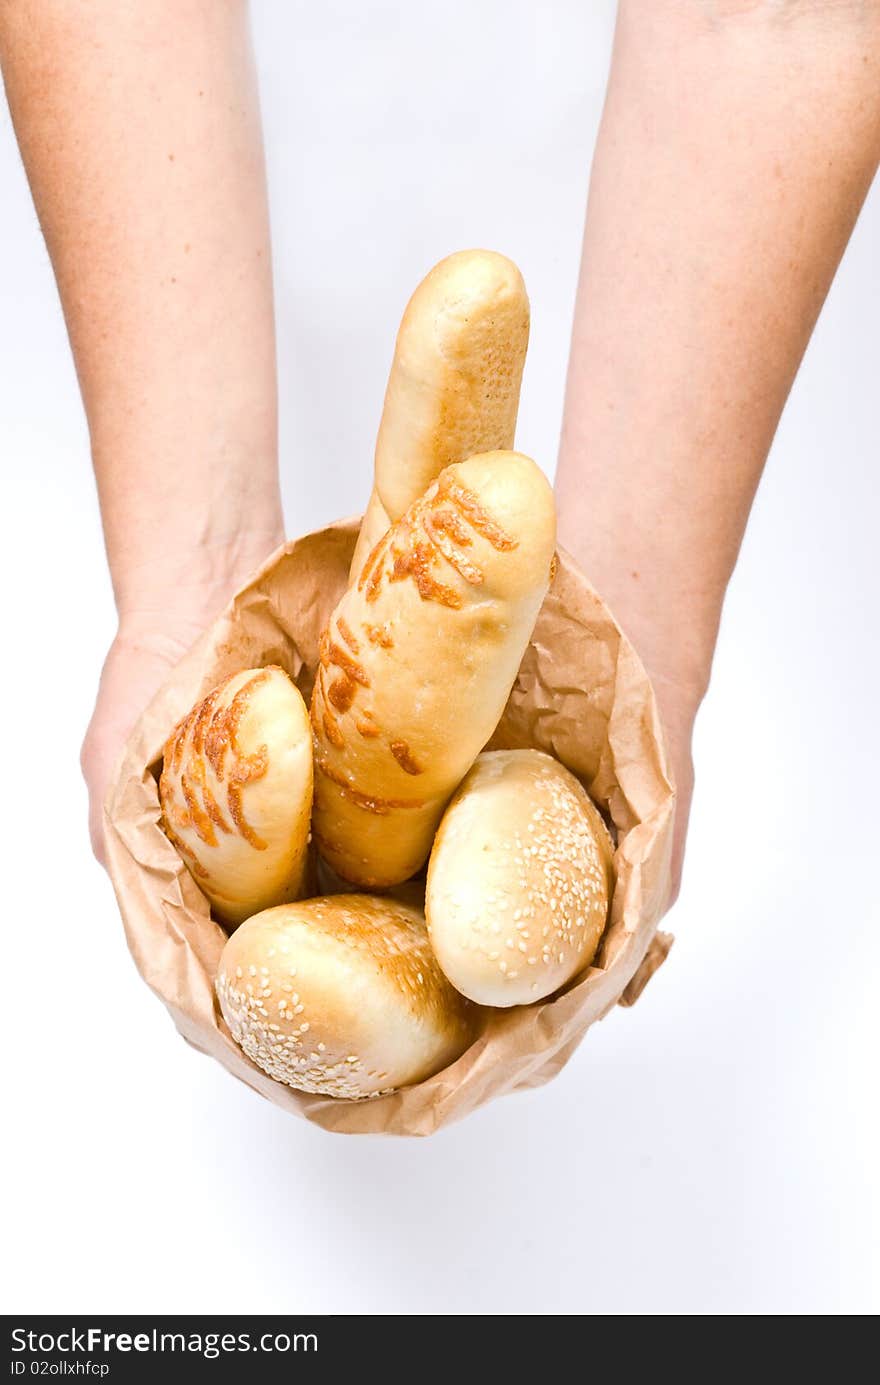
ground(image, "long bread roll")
xmin=426 ymin=751 xmax=614 ymax=1006
xmin=160 ymin=667 xmax=312 ymax=926
xmin=350 ymin=249 xmax=530 ymax=580
xmin=215 ymin=896 xmax=476 ymax=1097
xmin=311 ymin=451 xmax=556 ymax=888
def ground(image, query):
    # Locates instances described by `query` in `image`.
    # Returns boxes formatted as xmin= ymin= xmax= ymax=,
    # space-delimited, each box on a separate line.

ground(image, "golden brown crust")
xmin=327 ymin=675 xmax=357 ymax=714
xmin=321 ymin=709 xmax=345 ymax=751
xmin=161 ymin=818 xmax=210 ymax=879
xmin=314 ymin=472 xmax=523 ymax=761
xmin=336 ymin=616 xmax=360 ymax=653
xmin=201 ymin=780 xmax=232 ymax=834
xmin=314 ymin=758 xmax=424 ymax=814
xmin=358 ymin=530 xmax=393 ymax=604
xmin=422 ymin=508 xmax=482 ymax=584
xmin=363 ymin=622 xmax=394 ymax=649
xmin=387 ymin=537 xmax=463 ymax=609
xmin=390 ymin=740 xmax=423 ymax=776
xmin=325 ymin=636 xmax=370 ymax=687
xmin=215 ymin=896 xmax=477 ymax=1098
xmin=161 ymin=668 xmax=276 ymax=854
xmin=355 ymin=713 xmax=381 ymax=738
xmin=180 ymin=771 xmax=218 ymax=847
xmin=309 ymin=690 xmax=323 ymax=736
xmin=227 ymin=753 xmax=270 ymax=851
xmin=426 ymin=751 xmax=613 ymax=1006
xmin=437 ymin=472 xmax=518 ymax=552
xmin=159 ymin=666 xmax=313 ymax=922
xmin=349 ymin=250 xmax=531 ymax=586
xmin=356 ymin=470 xmax=518 ymax=615
xmin=311 ymin=452 xmax=556 ymax=887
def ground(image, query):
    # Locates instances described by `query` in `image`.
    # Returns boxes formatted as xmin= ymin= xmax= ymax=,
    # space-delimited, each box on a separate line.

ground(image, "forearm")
xmin=0 ymin=0 xmax=282 ymax=628
xmin=558 ymin=0 xmax=880 ymax=714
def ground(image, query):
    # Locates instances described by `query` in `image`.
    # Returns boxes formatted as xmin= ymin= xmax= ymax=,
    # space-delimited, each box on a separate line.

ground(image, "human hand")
xmin=554 ymin=3 xmax=880 ymax=913
xmin=81 ymin=535 xmax=284 ymax=866
xmin=81 ymin=622 xmax=202 ymax=865
xmin=0 ymin=0 xmax=283 ymax=863
xmin=554 ymin=512 xmax=701 ymax=910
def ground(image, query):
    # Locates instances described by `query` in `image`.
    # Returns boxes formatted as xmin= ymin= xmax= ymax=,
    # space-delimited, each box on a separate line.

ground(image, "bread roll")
xmin=426 ymin=751 xmax=614 ymax=1006
xmin=215 ymin=896 xmax=476 ymax=1097
xmin=311 ymin=451 xmax=556 ymax=888
xmin=160 ymin=667 xmax=312 ymax=926
xmin=350 ymin=249 xmax=530 ymax=579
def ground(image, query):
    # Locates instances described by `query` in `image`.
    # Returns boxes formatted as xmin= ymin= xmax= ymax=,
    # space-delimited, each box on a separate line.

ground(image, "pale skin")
xmin=558 ymin=0 xmax=880 ymax=896
xmin=0 ymin=0 xmax=284 ymax=860
xmin=2 ymin=1 xmax=879 ymax=894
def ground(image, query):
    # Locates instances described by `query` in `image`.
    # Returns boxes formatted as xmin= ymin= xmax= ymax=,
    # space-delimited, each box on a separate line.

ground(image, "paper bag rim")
xmin=104 ymin=517 xmax=675 ymax=1136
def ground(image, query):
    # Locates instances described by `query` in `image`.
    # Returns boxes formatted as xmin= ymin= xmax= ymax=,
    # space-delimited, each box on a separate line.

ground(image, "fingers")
xmin=80 ymin=634 xmax=187 ymax=870
xmin=80 ymin=722 xmax=113 ymax=866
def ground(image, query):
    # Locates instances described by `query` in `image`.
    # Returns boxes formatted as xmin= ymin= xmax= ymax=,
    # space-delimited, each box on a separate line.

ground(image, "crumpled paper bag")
xmin=104 ymin=518 xmax=675 ymax=1136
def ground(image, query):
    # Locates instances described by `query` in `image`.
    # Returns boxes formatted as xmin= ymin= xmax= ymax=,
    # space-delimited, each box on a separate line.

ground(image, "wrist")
xmin=112 ymin=523 xmax=284 ymax=635
xmin=559 ymin=547 xmax=714 ymax=726
xmin=614 ymin=601 xmax=713 ymax=726
xmin=556 ymin=492 xmax=717 ymax=720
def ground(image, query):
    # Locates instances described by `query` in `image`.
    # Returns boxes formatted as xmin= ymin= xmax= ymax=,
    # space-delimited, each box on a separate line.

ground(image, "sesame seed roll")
xmin=216 ymin=896 xmax=477 ymax=1099
xmin=425 ymin=751 xmax=614 ymax=1007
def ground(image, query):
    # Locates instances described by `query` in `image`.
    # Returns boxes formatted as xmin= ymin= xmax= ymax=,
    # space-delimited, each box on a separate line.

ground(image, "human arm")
xmin=0 ymin=0 xmax=283 ymax=860
xmin=557 ymin=0 xmax=880 ymax=899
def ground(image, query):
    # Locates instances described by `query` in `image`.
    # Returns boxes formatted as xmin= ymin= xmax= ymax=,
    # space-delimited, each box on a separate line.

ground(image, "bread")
xmin=311 ymin=451 xmax=557 ymax=887
xmin=313 ymin=852 xmax=426 ymax=913
xmin=215 ymin=896 xmax=477 ymax=1097
xmin=160 ymin=667 xmax=312 ymax=926
xmin=350 ymin=249 xmax=530 ymax=579
xmin=425 ymin=750 xmax=614 ymax=1006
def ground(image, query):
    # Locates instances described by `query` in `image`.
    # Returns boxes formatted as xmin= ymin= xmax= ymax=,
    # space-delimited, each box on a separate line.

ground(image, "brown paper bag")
xmin=104 ymin=518 xmax=675 ymax=1136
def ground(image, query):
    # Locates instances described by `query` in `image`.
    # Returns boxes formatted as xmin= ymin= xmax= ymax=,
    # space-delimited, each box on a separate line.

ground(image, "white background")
xmin=1 ymin=1 xmax=878 ymax=1315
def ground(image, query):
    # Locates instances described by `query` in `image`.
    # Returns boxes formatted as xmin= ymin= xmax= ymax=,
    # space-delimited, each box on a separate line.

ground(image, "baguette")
xmin=350 ymin=249 xmax=530 ymax=579
xmin=216 ymin=896 xmax=476 ymax=1098
xmin=426 ymin=751 xmax=614 ymax=1006
xmin=311 ymin=451 xmax=556 ymax=887
xmin=160 ymin=667 xmax=312 ymax=925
